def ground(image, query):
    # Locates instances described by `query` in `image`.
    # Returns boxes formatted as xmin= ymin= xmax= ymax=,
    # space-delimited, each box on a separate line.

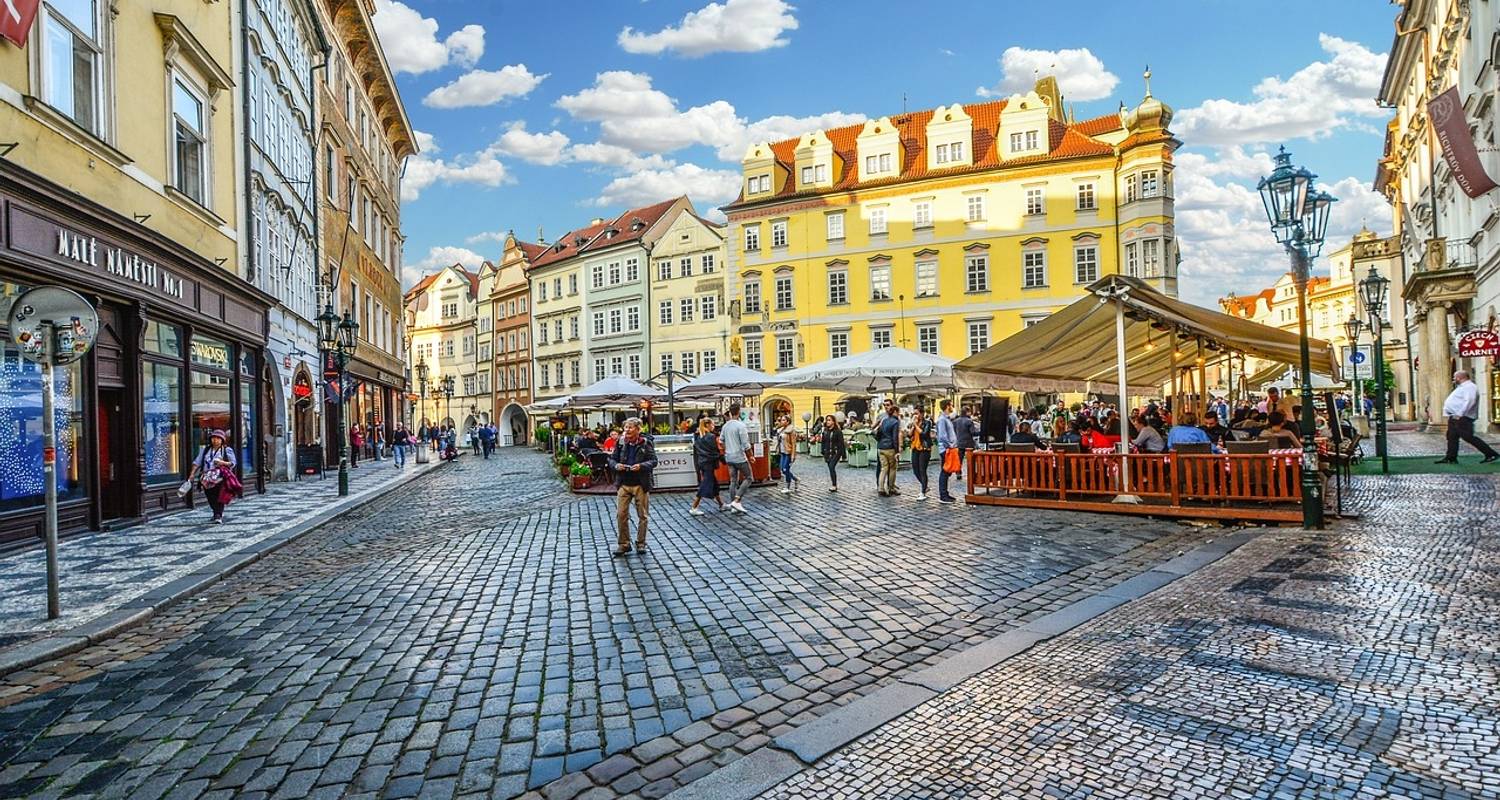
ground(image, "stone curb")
xmin=0 ymin=459 xmax=452 ymax=677
xmin=664 ymin=527 xmax=1266 ymax=800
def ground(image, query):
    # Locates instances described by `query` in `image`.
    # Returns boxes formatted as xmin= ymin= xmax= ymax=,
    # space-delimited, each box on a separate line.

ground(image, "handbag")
xmin=942 ymin=447 xmax=961 ymax=474
xmin=200 ymin=467 xmax=224 ymax=488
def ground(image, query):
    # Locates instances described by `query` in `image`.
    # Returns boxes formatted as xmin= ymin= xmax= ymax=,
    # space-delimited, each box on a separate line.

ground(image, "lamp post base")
xmin=338 ymin=459 xmax=349 ymax=497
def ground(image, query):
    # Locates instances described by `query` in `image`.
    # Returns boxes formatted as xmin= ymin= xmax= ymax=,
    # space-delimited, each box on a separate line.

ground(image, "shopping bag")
xmin=942 ymin=448 xmax=960 ymax=474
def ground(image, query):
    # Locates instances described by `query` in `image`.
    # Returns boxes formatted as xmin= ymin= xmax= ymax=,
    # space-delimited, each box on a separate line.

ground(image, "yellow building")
xmin=404 ymin=265 xmax=480 ymax=429
xmin=722 ymin=76 xmax=1178 ymax=421
xmin=648 ymin=207 xmax=729 ymax=383
xmin=1 ymin=1 xmax=278 ymax=539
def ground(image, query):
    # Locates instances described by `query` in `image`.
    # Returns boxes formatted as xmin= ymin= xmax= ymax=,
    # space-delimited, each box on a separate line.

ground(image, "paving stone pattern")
xmin=0 ymin=447 xmax=1214 ymax=799
xmin=759 ymin=473 xmax=1500 ymax=799
xmin=0 ymin=454 xmax=442 ymax=647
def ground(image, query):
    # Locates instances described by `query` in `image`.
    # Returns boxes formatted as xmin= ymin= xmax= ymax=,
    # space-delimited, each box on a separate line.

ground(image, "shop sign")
xmin=189 ymin=340 xmax=231 ymax=370
xmin=1457 ymin=329 xmax=1500 ymax=358
xmin=0 ymin=0 xmax=41 ymax=47
xmin=1430 ymin=87 xmax=1499 ymax=199
xmin=54 ymin=228 xmax=185 ymax=300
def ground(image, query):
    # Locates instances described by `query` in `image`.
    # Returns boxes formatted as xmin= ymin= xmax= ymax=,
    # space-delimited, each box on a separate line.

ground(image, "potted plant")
xmin=557 ymin=453 xmax=576 ymax=477
xmin=535 ymin=425 xmax=550 ymax=448
xmin=847 ymin=441 xmax=870 ymax=468
xmin=569 ymin=463 xmax=593 ymax=490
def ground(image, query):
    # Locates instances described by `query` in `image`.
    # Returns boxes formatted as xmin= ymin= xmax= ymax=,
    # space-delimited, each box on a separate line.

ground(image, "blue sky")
xmin=378 ymin=0 xmax=1397 ymax=305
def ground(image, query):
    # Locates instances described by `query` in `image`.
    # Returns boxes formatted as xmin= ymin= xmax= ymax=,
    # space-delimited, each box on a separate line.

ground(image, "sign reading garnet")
xmin=1457 ymin=329 xmax=1500 ymax=358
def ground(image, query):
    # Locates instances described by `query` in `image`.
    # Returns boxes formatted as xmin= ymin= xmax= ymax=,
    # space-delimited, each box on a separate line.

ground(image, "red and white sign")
xmin=0 ymin=0 xmax=41 ymax=48
xmin=1457 ymin=329 xmax=1500 ymax=358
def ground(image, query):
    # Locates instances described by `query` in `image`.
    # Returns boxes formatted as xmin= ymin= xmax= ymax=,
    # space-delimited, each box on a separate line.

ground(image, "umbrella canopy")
xmin=570 ymin=375 xmax=665 ymax=406
xmin=1247 ymin=362 xmax=1342 ymax=390
xmin=671 ymin=364 xmax=787 ymax=399
xmin=526 ymin=395 xmax=571 ymax=413
xmin=957 ymin=275 xmax=1338 ymax=394
xmin=777 ymin=347 xmax=957 ymax=393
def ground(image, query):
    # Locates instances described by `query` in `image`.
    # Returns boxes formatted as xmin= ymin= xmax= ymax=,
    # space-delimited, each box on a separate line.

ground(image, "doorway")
xmin=96 ymin=387 xmax=133 ymax=522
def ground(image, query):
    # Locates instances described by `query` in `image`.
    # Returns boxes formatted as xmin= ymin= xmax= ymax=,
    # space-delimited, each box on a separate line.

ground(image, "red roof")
xmin=725 ymin=99 xmax=1148 ymax=210
xmin=517 ymin=241 xmax=546 ymax=261
xmin=529 ymin=221 xmax=612 ymax=269
xmin=580 ymin=197 xmax=683 ymax=254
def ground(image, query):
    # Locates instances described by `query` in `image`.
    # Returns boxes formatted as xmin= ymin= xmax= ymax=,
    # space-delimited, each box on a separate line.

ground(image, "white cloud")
xmin=715 ymin=110 xmax=866 ymax=160
xmin=567 ymin=142 xmax=673 ymax=171
xmin=465 ymin=231 xmax=510 ymax=245
xmin=592 ymin=163 xmax=741 ymax=210
xmin=1174 ymin=34 xmax=1386 ymax=147
xmin=403 ymin=246 xmax=486 ymax=287
xmin=491 ymin=122 xmax=571 ymax=165
xmin=556 ymin=71 xmax=678 ymax=121
xmin=401 ymin=133 xmax=510 ymax=202
xmin=618 ymin=0 xmax=797 ymax=57
xmin=602 ymin=100 xmax=742 ymax=153
xmin=423 ymin=64 xmax=547 ymax=109
xmin=1173 ymin=147 xmax=1275 ymax=181
xmin=372 ymin=0 xmax=486 ymax=75
xmin=1321 ymin=175 xmax=1391 ymax=243
xmin=978 ymin=46 xmax=1119 ymax=101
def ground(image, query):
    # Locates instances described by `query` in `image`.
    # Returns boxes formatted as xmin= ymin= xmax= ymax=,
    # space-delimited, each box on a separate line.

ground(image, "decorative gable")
xmin=742 ymin=142 xmax=780 ymax=198
xmin=794 ymin=131 xmax=839 ymax=190
xmin=925 ymin=104 xmax=973 ymax=170
xmin=856 ymin=117 xmax=901 ymax=181
xmin=998 ymin=90 xmax=1052 ymax=160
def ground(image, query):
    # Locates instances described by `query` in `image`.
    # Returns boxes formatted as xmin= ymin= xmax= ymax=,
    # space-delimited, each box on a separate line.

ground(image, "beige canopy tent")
xmin=957 ymin=275 xmax=1338 ymax=397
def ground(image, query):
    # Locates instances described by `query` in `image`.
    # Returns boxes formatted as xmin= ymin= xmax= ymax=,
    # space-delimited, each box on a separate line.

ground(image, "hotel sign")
xmin=1430 ymin=87 xmax=1498 ymax=199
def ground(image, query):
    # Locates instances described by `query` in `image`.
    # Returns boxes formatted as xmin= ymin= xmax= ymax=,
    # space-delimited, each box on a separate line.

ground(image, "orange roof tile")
xmin=581 ymin=197 xmax=682 ymax=254
xmin=530 ymin=221 xmax=611 ymax=269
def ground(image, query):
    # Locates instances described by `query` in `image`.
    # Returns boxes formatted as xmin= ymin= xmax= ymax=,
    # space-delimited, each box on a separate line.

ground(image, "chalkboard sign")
xmin=296 ymin=444 xmax=324 ymax=478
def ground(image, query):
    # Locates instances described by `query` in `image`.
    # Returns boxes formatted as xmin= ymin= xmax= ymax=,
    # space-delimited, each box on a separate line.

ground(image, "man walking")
xmin=609 ymin=417 xmax=657 ymax=556
xmin=936 ymin=400 xmax=958 ymax=503
xmin=721 ymin=403 xmax=753 ymax=513
xmin=391 ymin=422 xmax=410 ymax=468
xmin=876 ymin=401 xmax=901 ymax=497
xmin=955 ymin=405 xmax=979 ymax=479
xmin=1436 ymin=370 xmax=1500 ymax=464
xmin=479 ymin=423 xmax=495 ymax=459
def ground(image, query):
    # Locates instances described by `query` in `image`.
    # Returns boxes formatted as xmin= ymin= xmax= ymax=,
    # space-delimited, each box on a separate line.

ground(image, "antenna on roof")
xmin=537 ymin=225 xmax=545 ymax=244
xmin=902 ymin=92 xmax=907 ymax=114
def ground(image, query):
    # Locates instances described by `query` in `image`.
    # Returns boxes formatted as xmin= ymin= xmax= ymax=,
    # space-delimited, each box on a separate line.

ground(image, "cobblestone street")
xmin=0 ymin=445 xmax=1494 ymax=799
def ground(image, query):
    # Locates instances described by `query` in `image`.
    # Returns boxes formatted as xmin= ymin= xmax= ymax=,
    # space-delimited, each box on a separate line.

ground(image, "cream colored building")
xmin=404 ymin=265 xmax=480 ymax=429
xmin=528 ymin=221 xmax=607 ymax=401
xmin=649 ymin=209 xmax=730 ymax=384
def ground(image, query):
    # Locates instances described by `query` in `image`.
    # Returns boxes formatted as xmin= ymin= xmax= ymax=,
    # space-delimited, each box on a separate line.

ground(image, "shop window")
xmin=142 ymin=362 xmax=182 ymax=484
xmin=0 ymin=344 xmax=85 ymax=511
xmin=143 ymin=320 xmax=182 ymax=357
xmin=190 ymin=334 xmax=231 ymax=371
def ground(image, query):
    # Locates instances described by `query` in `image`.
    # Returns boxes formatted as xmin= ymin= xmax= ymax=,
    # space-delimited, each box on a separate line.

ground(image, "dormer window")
xmin=864 ymin=153 xmax=893 ymax=175
xmin=800 ymin=163 xmax=827 ymax=186
xmin=750 ymin=174 xmax=772 ymax=194
xmin=934 ymin=141 xmax=965 ymax=164
xmin=1009 ymin=131 xmax=1040 ymax=152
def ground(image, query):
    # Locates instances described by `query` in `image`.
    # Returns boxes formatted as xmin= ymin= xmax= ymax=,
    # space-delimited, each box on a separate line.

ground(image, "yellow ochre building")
xmin=722 ymin=75 xmax=1179 ymax=421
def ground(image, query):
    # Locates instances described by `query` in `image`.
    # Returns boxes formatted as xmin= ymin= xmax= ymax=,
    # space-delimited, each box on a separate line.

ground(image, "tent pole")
xmin=1112 ymin=298 xmax=1137 ymax=503
xmin=1197 ymin=340 xmax=1208 ymax=418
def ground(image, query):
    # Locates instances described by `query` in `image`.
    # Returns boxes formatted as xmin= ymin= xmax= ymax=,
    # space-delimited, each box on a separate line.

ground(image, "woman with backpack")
xmin=187 ymin=430 xmax=240 ymax=524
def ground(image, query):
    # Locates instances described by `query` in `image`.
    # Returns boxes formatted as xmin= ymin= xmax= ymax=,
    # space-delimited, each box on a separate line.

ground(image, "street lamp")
xmin=1359 ymin=264 xmax=1391 ymax=473
xmin=318 ymin=302 xmax=358 ymax=496
xmin=1343 ymin=315 xmax=1364 ymax=426
xmin=441 ymin=374 xmax=455 ymax=429
xmin=1258 ymin=146 xmax=1336 ymax=529
xmin=416 ymin=358 xmax=430 ymax=427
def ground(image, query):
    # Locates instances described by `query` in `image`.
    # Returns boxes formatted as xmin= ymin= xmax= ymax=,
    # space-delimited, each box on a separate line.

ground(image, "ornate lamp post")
xmin=317 ymin=303 xmax=359 ymax=496
xmin=414 ymin=358 xmax=430 ymax=464
xmin=1343 ymin=315 xmax=1364 ymax=428
xmin=1359 ymin=265 xmax=1391 ymax=473
xmin=441 ymin=374 xmax=455 ymax=429
xmin=1258 ymin=146 xmax=1336 ymax=530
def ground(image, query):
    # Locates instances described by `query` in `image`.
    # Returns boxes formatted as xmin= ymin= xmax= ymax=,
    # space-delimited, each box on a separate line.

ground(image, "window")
xmin=700 ymin=295 xmax=717 ymax=320
xmin=1024 ymin=316 xmax=1046 ymax=328
xmin=967 ymin=322 xmax=990 ymax=355
xmin=966 ymin=195 xmax=985 ymax=222
xmin=775 ymin=275 xmax=794 ymax=310
xmin=935 ymin=143 xmax=948 ymax=164
xmin=776 ymin=337 xmax=795 ymax=370
xmin=680 ymin=298 xmax=695 ymax=322
xmin=628 ymin=354 xmax=641 ymax=380
xmin=1143 ymin=239 xmax=1161 ymax=276
xmin=540 ymin=363 xmax=550 ymax=388
xmin=701 ymin=253 xmax=715 ymax=273
xmin=608 ymin=308 xmax=622 ymax=334
xmin=660 ymin=353 xmax=674 ymax=375
xmin=744 ymin=338 xmax=762 ymax=370
xmin=1140 ymin=170 xmax=1160 ymax=198
xmin=743 ymin=280 xmax=762 ymax=314
xmin=627 ymin=305 xmax=640 ymax=331
xmin=916 ymin=260 xmax=938 ymax=298
xmin=568 ymin=274 xmax=577 ymax=295
xmin=828 ymin=331 xmax=849 ymax=359
xmin=682 ymin=351 xmax=698 ymax=375
xmin=750 ymin=174 xmax=771 ymax=194
xmin=868 ymin=207 xmax=887 ymax=235
xmin=1008 ymin=130 xmax=1039 ymax=151
xmin=171 ymin=78 xmax=208 ymax=204
xmin=865 ymin=153 xmax=893 ymax=174
xmin=658 ymin=260 xmax=672 ymax=281
xmin=553 ymin=318 xmax=562 ymax=342
xmin=677 ymin=257 xmax=691 ymax=278
xmin=571 ymin=360 xmax=581 ymax=385
xmin=659 ymin=300 xmax=673 ymax=326
xmin=870 ymin=264 xmax=891 ymax=300
xmin=626 ymin=258 xmax=639 ymax=282
xmin=1077 ymin=182 xmax=1096 ymax=211
xmin=570 ymin=316 xmax=579 ymax=339
xmin=442 ymin=302 xmax=458 ymax=318
xmin=1075 ymin=245 xmax=1099 ymax=284
xmin=1023 ymin=251 xmax=1047 ymax=288
xmin=951 ymin=141 xmax=964 ymax=161
xmin=1025 ymin=187 xmax=1044 ymax=216
xmin=744 ymin=225 xmax=760 ymax=252
xmin=1124 ymin=174 xmax=1138 ymax=203
xmin=771 ymin=220 xmax=788 ymax=248
xmin=917 ymin=325 xmax=939 ymax=355
xmin=591 ymin=264 xmax=604 ymax=289
xmin=608 ymin=261 xmax=621 ymax=285
xmin=965 ymin=255 xmax=988 ymax=293
xmin=801 ymin=165 xmax=813 ymax=184
xmin=553 ymin=277 xmax=562 ymax=298
xmin=611 ymin=356 xmax=624 ymax=376
xmin=702 ymin=351 xmax=718 ymax=372
xmin=826 ymin=212 xmax=845 ymax=241
xmin=594 ymin=359 xmax=606 ymax=382
xmin=1125 ymin=242 xmax=1139 ymax=276
xmin=42 ymin=0 xmax=104 ymax=135
xmin=827 ymin=270 xmax=848 ymax=305
xmin=872 ymin=328 xmax=892 ymax=349
xmin=592 ymin=311 xmax=605 ymax=337
xmin=913 ymin=201 xmax=932 ymax=228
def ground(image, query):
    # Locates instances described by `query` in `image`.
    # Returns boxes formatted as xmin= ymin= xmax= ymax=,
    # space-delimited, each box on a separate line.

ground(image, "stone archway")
xmin=499 ymin=403 xmax=528 ymax=446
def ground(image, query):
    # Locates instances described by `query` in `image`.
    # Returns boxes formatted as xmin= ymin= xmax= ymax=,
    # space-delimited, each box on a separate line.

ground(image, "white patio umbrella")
xmin=777 ymin=347 xmax=957 ymax=394
xmin=526 ymin=395 xmax=571 ymax=414
xmin=570 ymin=375 xmax=666 ymax=406
xmin=671 ymin=364 xmax=787 ymax=400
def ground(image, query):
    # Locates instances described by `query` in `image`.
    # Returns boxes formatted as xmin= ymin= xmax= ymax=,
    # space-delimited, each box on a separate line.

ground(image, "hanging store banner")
xmin=0 ymin=0 xmax=41 ymax=47
xmin=1456 ymin=329 xmax=1500 ymax=358
xmin=1430 ymin=87 xmax=1499 ymax=199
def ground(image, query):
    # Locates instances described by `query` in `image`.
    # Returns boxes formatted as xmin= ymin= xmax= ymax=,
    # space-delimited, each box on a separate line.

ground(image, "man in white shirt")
xmin=720 ymin=403 xmax=753 ymax=512
xmin=1437 ymin=370 xmax=1499 ymax=463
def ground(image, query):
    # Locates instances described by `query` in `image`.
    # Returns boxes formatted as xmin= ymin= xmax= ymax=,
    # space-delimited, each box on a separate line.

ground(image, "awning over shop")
xmin=957 ymin=274 xmax=1338 ymax=395
xmin=1244 ymin=362 xmax=1342 ymax=390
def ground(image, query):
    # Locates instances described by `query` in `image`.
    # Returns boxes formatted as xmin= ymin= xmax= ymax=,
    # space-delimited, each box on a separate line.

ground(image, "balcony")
xmin=1404 ymin=236 xmax=1478 ymax=306
xmin=1419 ymin=237 xmax=1477 ymax=273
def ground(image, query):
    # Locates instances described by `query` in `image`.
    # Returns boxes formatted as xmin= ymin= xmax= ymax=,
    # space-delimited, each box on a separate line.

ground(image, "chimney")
xmin=590 ymin=217 xmax=605 ymax=226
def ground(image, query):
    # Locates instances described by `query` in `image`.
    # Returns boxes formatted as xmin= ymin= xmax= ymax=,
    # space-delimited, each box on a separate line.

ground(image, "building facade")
xmin=582 ymin=198 xmax=684 ymax=384
xmin=1376 ymin=0 xmax=1500 ymax=428
xmin=404 ymin=265 xmax=480 ymax=430
xmin=529 ymin=222 xmax=607 ymax=401
xmin=649 ymin=209 xmax=730 ymax=386
xmin=722 ymin=76 xmax=1178 ymax=420
xmin=475 ymin=260 xmax=497 ymax=426
xmin=315 ymin=0 xmax=416 ymax=461
xmin=493 ymin=234 xmax=542 ymax=444
xmin=0 ymin=1 xmax=276 ymax=546
xmin=244 ymin=0 xmax=325 ymax=479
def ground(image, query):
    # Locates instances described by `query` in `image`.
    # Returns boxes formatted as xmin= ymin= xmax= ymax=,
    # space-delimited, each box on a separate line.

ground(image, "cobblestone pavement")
xmin=758 ymin=474 xmax=1500 ymax=799
xmin=0 ymin=452 xmax=443 ymax=648
xmin=0 ymin=446 xmax=1224 ymax=799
